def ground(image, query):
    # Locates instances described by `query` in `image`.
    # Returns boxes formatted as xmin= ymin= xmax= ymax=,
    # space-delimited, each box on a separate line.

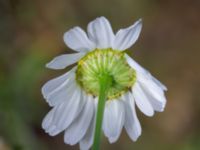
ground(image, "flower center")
xmin=76 ymin=48 xmax=136 ymax=100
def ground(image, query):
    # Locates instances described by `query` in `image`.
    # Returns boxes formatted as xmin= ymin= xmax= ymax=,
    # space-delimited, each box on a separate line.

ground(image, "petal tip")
xmin=45 ymin=62 xmax=52 ymax=69
xmin=138 ymin=18 xmax=143 ymax=24
xmin=45 ymin=62 xmax=62 ymax=70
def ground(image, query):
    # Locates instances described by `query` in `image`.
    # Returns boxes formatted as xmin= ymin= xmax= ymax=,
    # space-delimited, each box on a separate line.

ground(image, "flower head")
xmin=42 ymin=17 xmax=167 ymax=150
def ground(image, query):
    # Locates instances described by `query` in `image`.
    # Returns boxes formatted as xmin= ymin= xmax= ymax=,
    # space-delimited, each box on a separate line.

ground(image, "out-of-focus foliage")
xmin=0 ymin=0 xmax=200 ymax=150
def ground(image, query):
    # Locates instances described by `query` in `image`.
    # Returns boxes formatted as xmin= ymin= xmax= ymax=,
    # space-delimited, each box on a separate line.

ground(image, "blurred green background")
xmin=0 ymin=0 xmax=200 ymax=149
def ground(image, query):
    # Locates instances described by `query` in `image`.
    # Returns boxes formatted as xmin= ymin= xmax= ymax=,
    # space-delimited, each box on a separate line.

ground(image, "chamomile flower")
xmin=41 ymin=17 xmax=167 ymax=150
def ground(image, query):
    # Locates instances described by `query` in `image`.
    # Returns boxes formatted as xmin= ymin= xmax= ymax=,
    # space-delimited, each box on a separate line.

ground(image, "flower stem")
xmin=92 ymin=75 xmax=112 ymax=150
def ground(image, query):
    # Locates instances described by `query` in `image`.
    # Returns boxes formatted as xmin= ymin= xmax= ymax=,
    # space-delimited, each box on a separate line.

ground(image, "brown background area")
xmin=0 ymin=0 xmax=200 ymax=149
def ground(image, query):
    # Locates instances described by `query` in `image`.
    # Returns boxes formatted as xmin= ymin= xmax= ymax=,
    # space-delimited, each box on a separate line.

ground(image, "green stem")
xmin=92 ymin=75 xmax=112 ymax=150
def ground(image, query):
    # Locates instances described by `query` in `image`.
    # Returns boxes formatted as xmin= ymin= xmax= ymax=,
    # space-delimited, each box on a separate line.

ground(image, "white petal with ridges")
xmin=125 ymin=54 xmax=167 ymax=91
xmin=125 ymin=55 xmax=167 ymax=111
xmin=103 ymin=100 xmax=125 ymax=143
xmin=41 ymin=67 xmax=76 ymax=100
xmin=44 ymin=86 xmax=85 ymax=136
xmin=54 ymin=86 xmax=84 ymax=130
xmin=137 ymin=73 xmax=166 ymax=112
xmin=125 ymin=54 xmax=148 ymax=74
xmin=151 ymin=76 xmax=167 ymax=91
xmin=79 ymin=110 xmax=96 ymax=150
xmin=122 ymin=92 xmax=141 ymax=141
xmin=113 ymin=19 xmax=142 ymax=51
xmin=64 ymin=95 xmax=94 ymax=145
xmin=137 ymin=73 xmax=166 ymax=102
xmin=64 ymin=27 xmax=95 ymax=52
xmin=132 ymin=82 xmax=154 ymax=117
xmin=87 ymin=16 xmax=115 ymax=49
xmin=143 ymin=91 xmax=166 ymax=112
xmin=42 ymin=106 xmax=63 ymax=136
xmin=48 ymin=126 xmax=61 ymax=136
xmin=46 ymin=53 xmax=85 ymax=70
xmin=47 ymin=80 xmax=76 ymax=107
xmin=42 ymin=108 xmax=55 ymax=130
xmin=42 ymin=68 xmax=77 ymax=107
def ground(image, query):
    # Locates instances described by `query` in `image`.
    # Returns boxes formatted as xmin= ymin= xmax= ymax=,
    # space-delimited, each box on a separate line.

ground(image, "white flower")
xmin=41 ymin=17 xmax=167 ymax=150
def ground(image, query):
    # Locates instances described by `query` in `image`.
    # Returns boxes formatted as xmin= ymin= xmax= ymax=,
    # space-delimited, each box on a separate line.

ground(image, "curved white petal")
xmin=44 ymin=86 xmax=85 ymax=136
xmin=47 ymin=79 xmax=76 ymax=107
xmin=41 ymin=67 xmax=76 ymax=98
xmin=137 ymin=73 xmax=167 ymax=112
xmin=143 ymin=91 xmax=166 ymax=112
xmin=79 ymin=110 xmax=96 ymax=150
xmin=48 ymin=126 xmax=61 ymax=136
xmin=93 ymin=96 xmax=98 ymax=109
xmin=54 ymin=87 xmax=85 ymax=130
xmin=137 ymin=73 xmax=166 ymax=102
xmin=64 ymin=27 xmax=95 ymax=52
xmin=103 ymin=100 xmax=125 ymax=143
xmin=87 ymin=16 xmax=115 ymax=49
xmin=113 ymin=19 xmax=142 ymax=51
xmin=132 ymin=82 xmax=154 ymax=117
xmin=125 ymin=54 xmax=147 ymax=74
xmin=125 ymin=54 xmax=167 ymax=91
xmin=122 ymin=92 xmax=141 ymax=141
xmin=46 ymin=53 xmax=85 ymax=70
xmin=41 ymin=67 xmax=76 ymax=106
xmin=151 ymin=76 xmax=167 ymax=91
xmin=42 ymin=107 xmax=63 ymax=136
xmin=64 ymin=95 xmax=94 ymax=145
xmin=42 ymin=108 xmax=55 ymax=130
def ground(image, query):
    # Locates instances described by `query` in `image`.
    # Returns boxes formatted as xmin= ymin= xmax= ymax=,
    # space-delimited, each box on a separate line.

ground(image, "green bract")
xmin=76 ymin=49 xmax=136 ymax=99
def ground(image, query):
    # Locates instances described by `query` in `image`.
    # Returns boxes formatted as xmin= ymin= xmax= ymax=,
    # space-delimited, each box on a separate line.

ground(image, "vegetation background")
xmin=0 ymin=0 xmax=200 ymax=149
